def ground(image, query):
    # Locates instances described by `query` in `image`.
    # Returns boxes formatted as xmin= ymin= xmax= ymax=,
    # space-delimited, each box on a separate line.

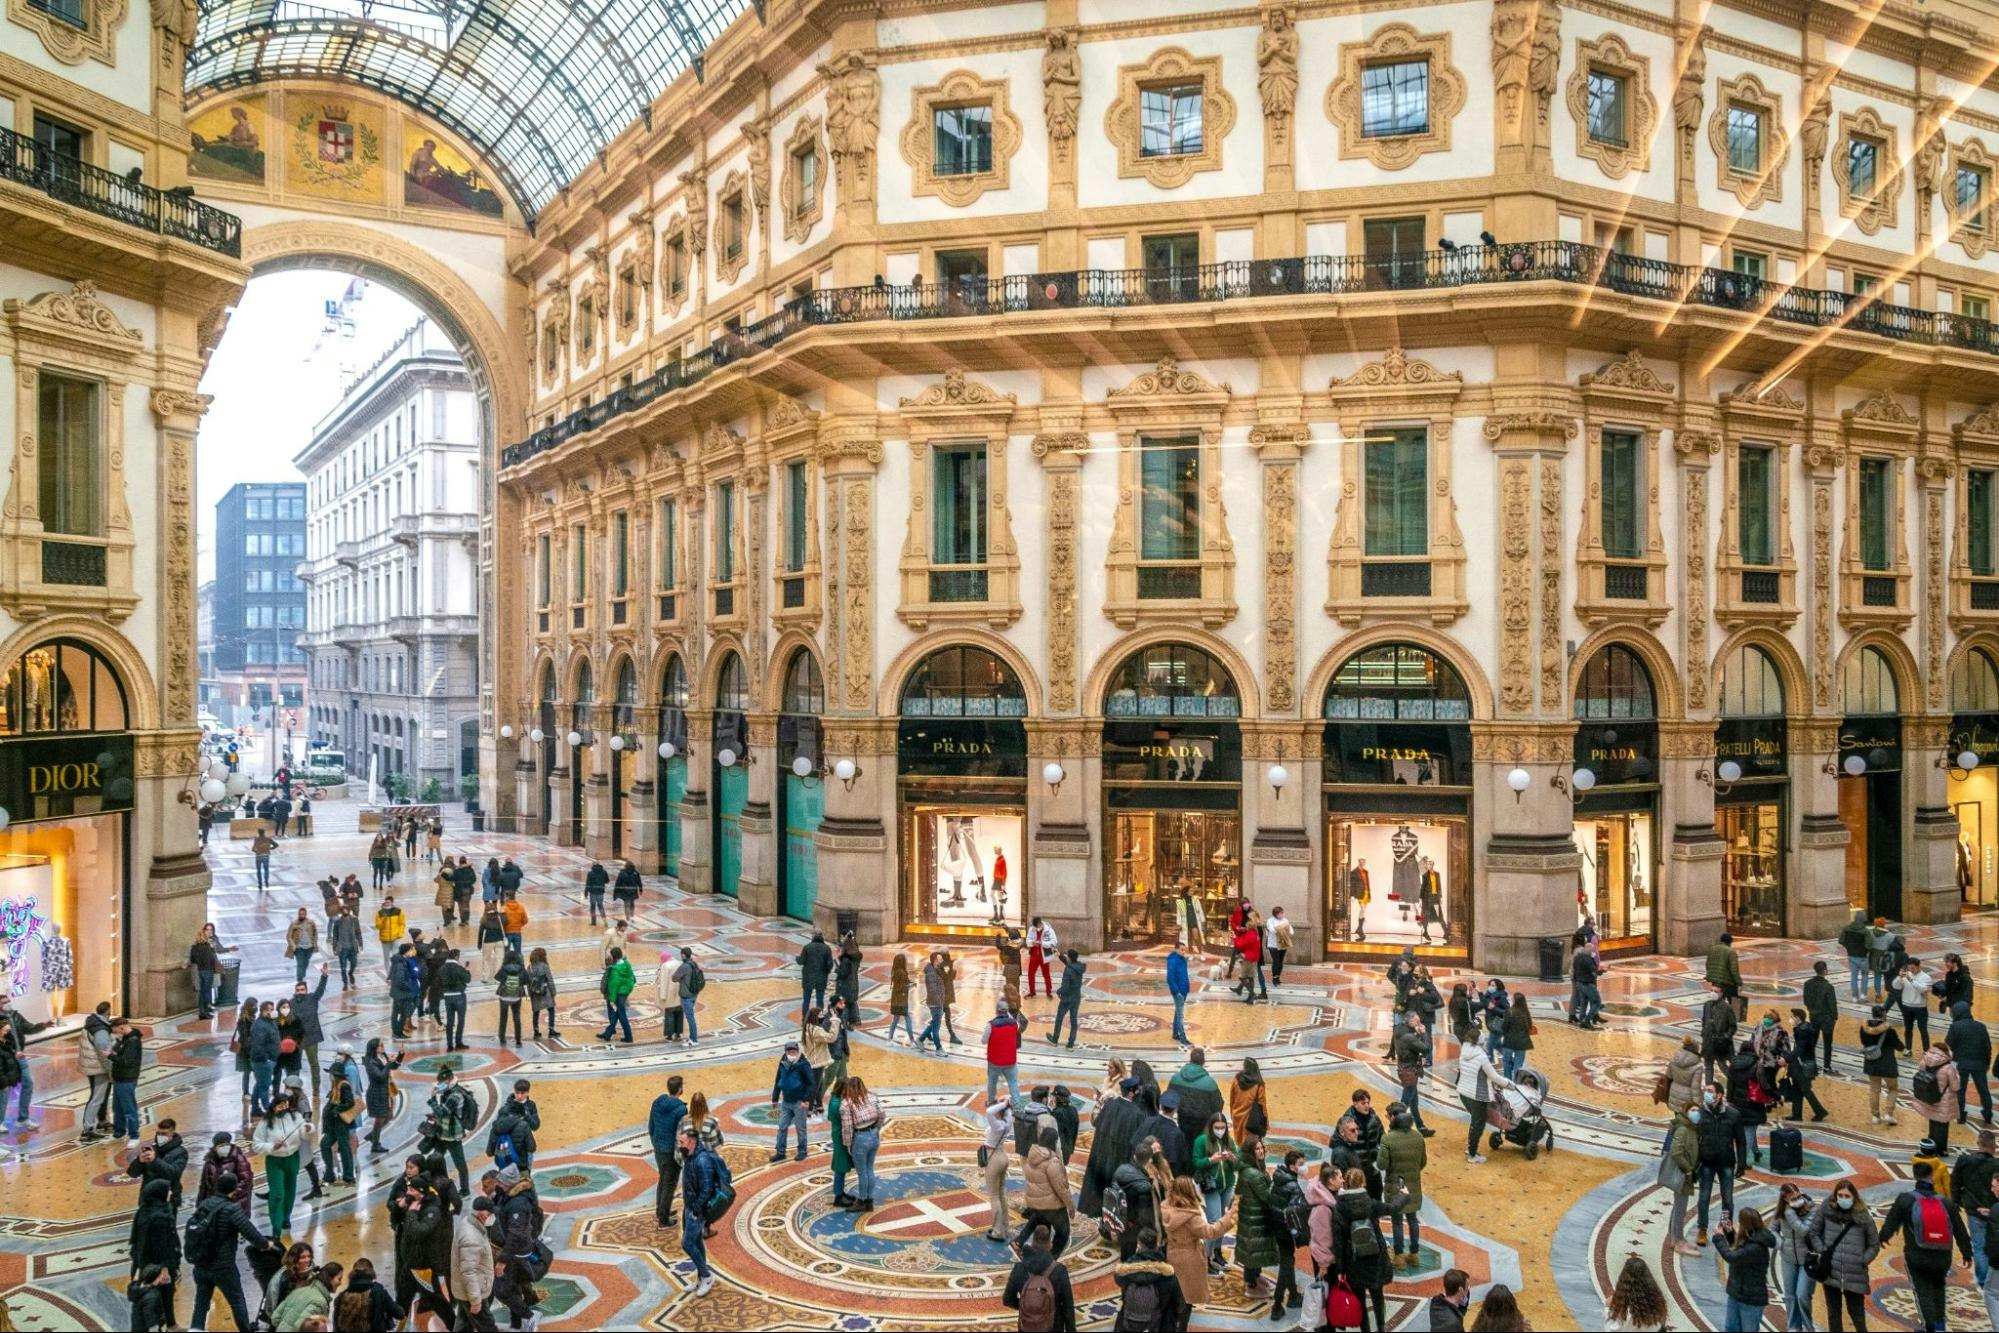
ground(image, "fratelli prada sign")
xmin=1714 ymin=717 xmax=1787 ymax=780
xmin=0 ymin=733 xmax=136 ymax=819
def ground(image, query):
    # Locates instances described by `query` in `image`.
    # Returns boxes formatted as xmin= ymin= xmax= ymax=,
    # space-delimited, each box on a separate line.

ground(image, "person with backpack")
xmin=675 ymin=947 xmax=705 ymax=1046
xmin=184 ymin=1169 xmax=273 ymax=1333
xmin=1701 ymin=984 xmax=1739 ymax=1084
xmin=1866 ymin=917 xmax=1900 ymax=1002
xmin=1003 ymin=1221 xmax=1076 ymax=1332
xmin=528 ymin=946 xmax=559 ymax=1042
xmin=489 ymin=1078 xmax=541 ymax=1174
xmin=1112 ymin=1227 xmax=1187 ymax=1332
xmin=1724 ymin=1039 xmax=1769 ymax=1174
xmin=1957 ymin=1128 xmax=1999 ymax=1287
xmin=425 ymin=1066 xmax=477 ymax=1193
xmin=477 ymin=903 xmax=508 ymax=979
xmin=1807 ymin=1179 xmax=1880 ymax=1333
xmin=127 ymin=1177 xmax=180 ymax=1320
xmin=319 ymin=1062 xmax=360 ymax=1188
xmin=1263 ymin=1147 xmax=1308 ymax=1318
xmin=1711 ymin=1206 xmax=1776 ymax=1332
xmin=598 ymin=946 xmax=637 ymax=1043
xmin=128 ymin=1262 xmax=175 ymax=1333
xmin=1333 ymin=1164 xmax=1397 ymax=1333
xmin=1912 ymin=1041 xmax=1965 ymax=1152
xmin=335 ymin=1257 xmax=405 ymax=1332
xmin=490 ymin=1161 xmax=546 ymax=1330
xmin=1880 ymin=1158 xmax=1973 ymax=1333
xmin=678 ymin=1119 xmax=730 ymax=1298
xmin=493 ymin=948 xmax=529 ymax=1047
xmin=1862 ymin=1003 xmax=1908 ymax=1124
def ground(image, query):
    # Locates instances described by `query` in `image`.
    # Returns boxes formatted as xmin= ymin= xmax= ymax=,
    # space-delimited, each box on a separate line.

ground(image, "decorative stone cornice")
xmin=1481 ymin=410 xmax=1577 ymax=441
xmin=1579 ymin=349 xmax=1674 ymax=396
xmin=1956 ymin=403 xmax=1999 ymax=444
xmin=898 ymin=368 xmax=1017 ymax=410
xmin=1332 ymin=347 xmax=1460 ymax=390
xmin=149 ymin=388 xmax=213 ymax=422
xmin=1030 ymin=430 xmax=1089 ymax=461
xmin=1673 ymin=429 xmax=1722 ymax=458
xmin=4 ymin=280 xmax=144 ymax=355
xmin=1108 ymin=355 xmax=1231 ymax=403
xmin=1843 ymin=389 xmax=1918 ymax=428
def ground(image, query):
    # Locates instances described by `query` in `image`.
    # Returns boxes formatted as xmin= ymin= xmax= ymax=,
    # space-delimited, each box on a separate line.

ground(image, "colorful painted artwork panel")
xmin=187 ymin=95 xmax=267 ymax=185
xmin=287 ymin=100 xmax=385 ymax=203
xmin=403 ymin=134 xmax=504 ymax=218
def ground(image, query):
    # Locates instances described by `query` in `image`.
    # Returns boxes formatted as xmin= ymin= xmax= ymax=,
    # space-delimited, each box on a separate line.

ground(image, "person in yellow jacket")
xmin=374 ymin=896 xmax=407 ymax=973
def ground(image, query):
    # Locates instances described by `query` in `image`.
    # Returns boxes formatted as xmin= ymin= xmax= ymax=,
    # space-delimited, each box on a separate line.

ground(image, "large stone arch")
xmin=1565 ymin=625 xmax=1685 ymax=721
xmin=1834 ymin=630 xmax=1923 ymax=714
xmin=878 ymin=628 xmax=1047 ymax=719
xmin=649 ymin=640 xmax=694 ymax=705
xmin=765 ymin=631 xmax=829 ymax=714
xmin=1945 ymin=632 xmax=1999 ymax=710
xmin=1709 ymin=628 xmax=1811 ymax=721
xmin=0 ymin=615 xmax=162 ymax=732
xmin=1081 ymin=627 xmax=1261 ymax=720
xmin=1302 ymin=624 xmax=1496 ymax=722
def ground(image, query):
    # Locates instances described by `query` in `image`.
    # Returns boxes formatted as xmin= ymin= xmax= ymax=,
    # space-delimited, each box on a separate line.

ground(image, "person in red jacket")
xmin=1225 ymin=899 xmax=1253 ymax=980
xmin=1231 ymin=915 xmax=1267 ymax=1004
xmin=985 ymin=1001 xmax=1022 ymax=1108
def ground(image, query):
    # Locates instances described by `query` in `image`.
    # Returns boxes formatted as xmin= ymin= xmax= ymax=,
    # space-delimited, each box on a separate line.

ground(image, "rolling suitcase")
xmin=1768 ymin=1124 xmax=1804 ymax=1173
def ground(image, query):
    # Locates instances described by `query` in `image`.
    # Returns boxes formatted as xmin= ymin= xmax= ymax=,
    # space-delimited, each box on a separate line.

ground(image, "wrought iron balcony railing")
xmin=502 ymin=240 xmax=1999 ymax=469
xmin=0 ymin=125 xmax=242 ymax=259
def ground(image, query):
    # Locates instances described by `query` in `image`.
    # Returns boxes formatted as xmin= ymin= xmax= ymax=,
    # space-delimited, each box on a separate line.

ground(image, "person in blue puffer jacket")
xmin=1166 ymin=943 xmax=1191 ymax=1045
xmin=771 ymin=1040 xmax=817 ymax=1162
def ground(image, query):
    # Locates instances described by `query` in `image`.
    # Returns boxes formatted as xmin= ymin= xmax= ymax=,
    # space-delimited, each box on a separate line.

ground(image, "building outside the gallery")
xmin=484 ymin=0 xmax=1999 ymax=975
xmin=297 ymin=317 xmax=482 ymax=795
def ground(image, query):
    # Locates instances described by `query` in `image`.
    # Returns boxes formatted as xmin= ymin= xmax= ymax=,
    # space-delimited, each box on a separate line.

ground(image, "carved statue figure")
xmin=1673 ymin=34 xmax=1707 ymax=166
xmin=1042 ymin=29 xmax=1082 ymax=150
xmin=1257 ymin=7 xmax=1300 ymax=126
xmin=678 ymin=170 xmax=709 ymax=256
xmin=818 ymin=51 xmax=881 ymax=166
xmin=1914 ymin=95 xmax=1950 ymax=198
xmin=744 ymin=117 xmax=772 ymax=219
xmin=1490 ymin=0 xmax=1534 ymax=124
xmin=1529 ymin=7 xmax=1561 ymax=122
xmin=1799 ymin=90 xmax=1830 ymax=169
xmin=151 ymin=0 xmax=197 ymax=48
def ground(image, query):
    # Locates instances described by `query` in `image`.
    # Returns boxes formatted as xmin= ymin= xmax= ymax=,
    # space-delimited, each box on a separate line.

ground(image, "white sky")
xmin=194 ymin=271 xmax=422 ymax=580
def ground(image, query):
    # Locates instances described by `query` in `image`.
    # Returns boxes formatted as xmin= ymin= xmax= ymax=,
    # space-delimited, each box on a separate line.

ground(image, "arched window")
xmin=0 ymin=639 xmax=129 ymax=734
xmin=1574 ymin=644 xmax=1656 ymax=720
xmin=1841 ymin=645 xmax=1899 ymax=716
xmin=574 ymin=659 xmax=595 ymax=704
xmin=782 ymin=650 xmax=825 ymax=715
xmin=1719 ymin=644 xmax=1786 ymax=717
xmin=1325 ymin=643 xmax=1470 ymax=720
xmin=660 ymin=655 xmax=689 ymax=709
xmin=901 ymin=645 xmax=1026 ymax=717
xmin=1951 ymin=648 xmax=1999 ymax=714
xmin=1105 ymin=643 xmax=1239 ymax=718
xmin=613 ymin=658 xmax=638 ymax=732
xmin=715 ymin=653 xmax=750 ymax=712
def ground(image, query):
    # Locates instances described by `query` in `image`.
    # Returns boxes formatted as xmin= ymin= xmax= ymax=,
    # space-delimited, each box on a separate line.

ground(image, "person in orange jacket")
xmin=501 ymin=894 xmax=528 ymax=956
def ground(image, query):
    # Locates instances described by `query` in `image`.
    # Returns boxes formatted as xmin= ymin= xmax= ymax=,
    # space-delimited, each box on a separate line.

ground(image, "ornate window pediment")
xmin=765 ymin=397 xmax=823 ymax=629
xmin=894 ymin=370 xmax=1022 ymax=629
xmin=1708 ymin=73 xmax=1788 ymax=209
xmin=657 ymin=219 xmax=690 ymax=320
xmin=1836 ymin=390 xmax=1919 ymax=631
xmin=1105 ymin=47 xmax=1237 ymax=190
xmin=1327 ymin=24 xmax=1467 ymax=171
xmin=9 ymin=0 xmax=124 ymax=66
xmin=714 ymin=171 xmax=750 ymax=285
xmin=1567 ymin=34 xmax=1657 ymax=180
xmin=900 ymin=70 xmax=1023 ymax=208
xmin=1573 ymin=351 xmax=1674 ymax=628
xmin=1948 ymin=138 xmax=1996 ymax=259
xmin=1832 ymin=106 xmax=1902 ymax=236
xmin=1101 ymin=357 xmax=1236 ymax=627
xmin=1714 ymin=383 xmax=1804 ymax=629
xmin=781 ymin=116 xmax=827 ymax=243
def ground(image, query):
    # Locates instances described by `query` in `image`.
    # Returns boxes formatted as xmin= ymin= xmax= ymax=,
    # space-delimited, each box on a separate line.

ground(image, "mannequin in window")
xmin=939 ymin=822 xmax=968 ymax=909
xmin=989 ymin=844 xmax=1009 ymax=926
xmin=1390 ymin=825 xmax=1420 ymax=903
xmin=1417 ymin=856 xmax=1444 ymax=944
xmin=1348 ymin=858 xmax=1370 ymax=942
xmin=943 ymin=816 xmax=986 ymax=904
xmin=1960 ymin=833 xmax=1975 ymax=901
xmin=40 ymin=922 xmax=72 ymax=1020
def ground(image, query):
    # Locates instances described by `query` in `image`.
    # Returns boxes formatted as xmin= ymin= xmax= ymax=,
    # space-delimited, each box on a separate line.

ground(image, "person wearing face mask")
xmin=289 ymin=964 xmax=329 ymax=1104
xmin=1881 ymin=1158 xmax=1973 ymax=1333
xmin=1660 ymin=1102 xmax=1701 ymax=1256
xmin=197 ymin=1131 xmax=253 ymax=1208
xmin=135 ymin=1116 xmax=188 ymax=1209
xmin=273 ymin=997 xmax=305 ymax=1097
xmin=1862 ymin=1004 xmax=1908 ymax=1126
xmin=1693 ymin=1081 xmax=1742 ymax=1248
xmin=1807 ymin=1180 xmax=1881 ymax=1333
xmin=252 ymin=1090 xmax=307 ymax=1239
xmin=246 ymin=1001 xmax=280 ymax=1119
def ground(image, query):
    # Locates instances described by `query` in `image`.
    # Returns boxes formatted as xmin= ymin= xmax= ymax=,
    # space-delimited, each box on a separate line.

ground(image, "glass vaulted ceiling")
xmin=187 ymin=0 xmax=752 ymax=222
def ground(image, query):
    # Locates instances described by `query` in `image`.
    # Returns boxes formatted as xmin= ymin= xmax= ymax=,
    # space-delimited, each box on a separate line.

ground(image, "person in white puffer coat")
xmin=1454 ymin=1039 xmax=1514 ymax=1165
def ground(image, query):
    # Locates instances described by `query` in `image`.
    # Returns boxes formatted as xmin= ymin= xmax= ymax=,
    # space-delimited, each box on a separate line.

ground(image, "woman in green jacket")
xmin=1376 ymin=1107 xmax=1428 ymax=1265
xmin=827 ymin=1078 xmax=855 ymax=1207
xmin=597 ymin=948 xmax=637 ymax=1042
xmin=1232 ymin=1134 xmax=1280 ymax=1299
xmin=1192 ymin=1113 xmax=1238 ymax=1274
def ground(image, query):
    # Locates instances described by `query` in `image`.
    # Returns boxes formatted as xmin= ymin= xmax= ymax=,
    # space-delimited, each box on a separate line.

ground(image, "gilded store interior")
xmin=0 ymin=815 xmax=123 ymax=1027
xmin=1572 ymin=645 xmax=1659 ymax=948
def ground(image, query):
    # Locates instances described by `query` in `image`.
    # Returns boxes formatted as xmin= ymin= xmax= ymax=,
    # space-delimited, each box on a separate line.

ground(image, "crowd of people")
xmin=2 ymin=808 xmax=1995 ymax=1332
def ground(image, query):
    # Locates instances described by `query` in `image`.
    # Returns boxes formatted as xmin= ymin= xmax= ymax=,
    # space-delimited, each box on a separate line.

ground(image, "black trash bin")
xmin=1538 ymin=937 xmax=1566 ymax=983
xmin=835 ymin=909 xmax=860 ymax=943
xmin=216 ymin=958 xmax=242 ymax=1009
xmin=471 ymin=810 xmax=486 ymax=833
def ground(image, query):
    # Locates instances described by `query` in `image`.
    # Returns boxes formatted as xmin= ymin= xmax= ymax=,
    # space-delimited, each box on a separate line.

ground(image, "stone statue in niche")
xmin=1258 ymin=7 xmax=1300 ymax=133
xmin=1043 ymin=30 xmax=1082 ymax=157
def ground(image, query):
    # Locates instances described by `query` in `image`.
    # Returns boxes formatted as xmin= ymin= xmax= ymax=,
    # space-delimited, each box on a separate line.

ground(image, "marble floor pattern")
xmin=3 ymin=806 xmax=1998 ymax=1329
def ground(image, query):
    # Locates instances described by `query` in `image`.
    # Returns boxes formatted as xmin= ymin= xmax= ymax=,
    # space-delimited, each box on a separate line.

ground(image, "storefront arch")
xmin=655 ymin=653 xmax=691 ymax=880
xmin=1565 ymin=627 xmax=1683 ymax=721
xmin=1304 ymin=625 xmax=1494 ymax=721
xmin=0 ymin=616 xmax=158 ymax=732
xmin=777 ymin=647 xmax=827 ymax=922
xmin=1836 ymin=637 xmax=1910 ymax=921
xmin=710 ymin=650 xmax=750 ymax=898
xmin=1715 ymin=641 xmax=1792 ymax=935
xmin=1709 ymin=629 xmax=1809 ymax=721
xmin=1572 ymin=640 xmax=1663 ymax=947
xmin=607 ymin=654 xmax=638 ymax=858
xmin=562 ymin=648 xmax=597 ymax=707
xmin=1833 ymin=633 xmax=1917 ymax=715
xmin=698 ymin=635 xmax=749 ymax=710
xmin=1083 ymin=627 xmax=1259 ymax=721
xmin=881 ymin=629 xmax=1043 ymax=720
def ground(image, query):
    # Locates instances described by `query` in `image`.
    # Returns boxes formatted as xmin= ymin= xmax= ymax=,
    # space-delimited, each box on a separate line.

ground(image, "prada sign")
xmin=0 ymin=733 xmax=135 ymax=819
xmin=897 ymin=718 xmax=1027 ymax=779
xmin=1102 ymin=721 xmax=1241 ymax=785
xmin=1323 ymin=722 xmax=1470 ymax=787
xmin=1572 ymin=721 xmax=1657 ymax=787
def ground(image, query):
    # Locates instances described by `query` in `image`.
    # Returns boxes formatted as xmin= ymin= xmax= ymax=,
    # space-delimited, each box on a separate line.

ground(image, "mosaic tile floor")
xmin=3 ymin=805 xmax=1997 ymax=1329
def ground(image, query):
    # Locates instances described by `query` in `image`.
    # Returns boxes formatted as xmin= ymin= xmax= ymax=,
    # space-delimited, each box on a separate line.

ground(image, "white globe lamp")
xmin=1505 ymin=767 xmax=1531 ymax=793
xmin=1572 ymin=767 xmax=1598 ymax=792
xmin=717 ymin=748 xmax=738 ymax=768
xmin=1717 ymin=760 xmax=1743 ymax=784
xmin=1843 ymin=754 xmax=1867 ymax=777
xmin=833 ymin=758 xmax=857 ymax=784
xmin=792 ymin=755 xmax=814 ymax=777
xmin=199 ymin=778 xmax=227 ymax=804
xmin=659 ymin=740 xmax=676 ymax=759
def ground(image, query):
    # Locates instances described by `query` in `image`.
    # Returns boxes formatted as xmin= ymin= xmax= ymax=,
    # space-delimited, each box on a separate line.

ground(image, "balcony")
xmin=0 ymin=125 xmax=240 ymax=259
xmin=388 ymin=513 xmax=478 ymax=546
xmin=386 ymin=613 xmax=478 ymax=642
xmin=40 ymin=540 xmax=105 ymax=587
xmin=501 ymin=240 xmax=1999 ymax=470
xmin=334 ymin=541 xmax=363 ymax=568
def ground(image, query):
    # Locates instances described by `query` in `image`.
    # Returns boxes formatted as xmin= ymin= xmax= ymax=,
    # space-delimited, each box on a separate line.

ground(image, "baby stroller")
xmin=1486 ymin=1069 xmax=1556 ymax=1160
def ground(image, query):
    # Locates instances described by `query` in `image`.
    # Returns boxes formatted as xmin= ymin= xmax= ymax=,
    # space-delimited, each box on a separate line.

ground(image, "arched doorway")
xmin=778 ymin=650 xmax=825 ymax=922
xmin=535 ymin=662 xmax=556 ymax=832
xmin=1101 ymin=643 xmax=1242 ymax=948
xmin=711 ymin=653 xmax=749 ymax=899
xmin=1716 ymin=644 xmax=1789 ymax=935
xmin=1572 ymin=644 xmax=1659 ymax=949
xmin=568 ymin=659 xmax=593 ymax=847
xmin=1322 ymin=642 xmax=1473 ymax=961
xmin=656 ymin=656 xmax=689 ymax=880
xmin=0 ymin=637 xmax=136 ymax=1020
xmin=898 ymin=645 xmax=1028 ymax=936
xmin=1949 ymin=647 xmax=1999 ymax=909
xmin=609 ymin=658 xmax=638 ymax=858
xmin=1838 ymin=645 xmax=1904 ymax=920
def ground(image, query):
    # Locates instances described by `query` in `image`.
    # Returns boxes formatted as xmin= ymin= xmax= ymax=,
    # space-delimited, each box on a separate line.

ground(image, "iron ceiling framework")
xmin=187 ymin=0 xmax=753 ymax=223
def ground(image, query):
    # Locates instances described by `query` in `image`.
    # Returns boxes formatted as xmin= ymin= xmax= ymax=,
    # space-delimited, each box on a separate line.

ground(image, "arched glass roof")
xmin=188 ymin=0 xmax=753 ymax=222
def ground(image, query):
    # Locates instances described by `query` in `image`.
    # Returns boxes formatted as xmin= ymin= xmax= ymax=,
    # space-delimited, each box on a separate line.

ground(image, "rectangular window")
xmin=792 ymin=146 xmax=819 ymax=217
xmin=1363 ymin=216 xmax=1426 ymax=288
xmin=1727 ymin=105 xmax=1763 ymax=174
xmin=1739 ymin=446 xmax=1775 ymax=566
xmin=932 ymin=444 xmax=988 ymax=567
xmin=1600 ymin=430 xmax=1643 ymax=560
xmin=936 ymin=248 xmax=988 ymax=289
xmin=571 ymin=523 xmax=587 ymax=600
xmin=1973 ymin=470 xmax=1996 ymax=578
xmin=1958 ymin=166 xmax=1989 ymax=232
xmin=27 ymin=0 xmax=88 ymax=30
xmin=714 ymin=481 xmax=736 ymax=582
xmin=37 ymin=372 xmax=98 ymax=537
xmin=612 ymin=510 xmax=629 ymax=598
xmin=1964 ymin=295 xmax=1992 ymax=323
xmin=932 ymin=104 xmax=994 ymax=176
xmin=656 ymin=500 xmax=676 ymax=589
xmin=1852 ymin=272 xmax=1878 ymax=296
xmin=1363 ymin=428 xmax=1429 ymax=557
xmin=1859 ymin=457 xmax=1891 ymax=571
xmin=667 ymin=236 xmax=687 ymax=296
xmin=1586 ymin=69 xmax=1629 ymax=145
xmin=1361 ymin=59 xmax=1431 ymax=138
xmin=721 ymin=192 xmax=745 ymax=261
xmin=1143 ymin=232 xmax=1200 ymax=300
xmin=1139 ymin=84 xmax=1204 ymax=158
xmin=1732 ymin=249 xmax=1768 ymax=281
xmin=1138 ymin=437 xmax=1201 ymax=562
xmin=784 ymin=462 xmax=808 ymax=573
xmin=1847 ymin=137 xmax=1880 ymax=199
xmin=537 ymin=534 xmax=551 ymax=607
xmin=32 ymin=113 xmax=87 ymax=160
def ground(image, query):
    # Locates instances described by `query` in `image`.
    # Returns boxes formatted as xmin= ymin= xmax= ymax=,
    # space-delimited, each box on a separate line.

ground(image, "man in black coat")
xmin=136 ymin=1116 xmax=190 ymax=1208
xmin=1139 ymin=1090 xmax=1192 ymax=1178
xmin=187 ymin=1172 xmax=273 ymax=1333
xmin=797 ymin=930 xmax=834 ymax=1016
xmin=1802 ymin=960 xmax=1841 ymax=1071
xmin=1947 ymin=1000 xmax=1995 ymax=1125
xmin=1879 ymin=1160 xmax=1973 ymax=1333
xmin=1693 ymin=1082 xmax=1741 ymax=1246
xmin=1079 ymin=1077 xmax=1144 ymax=1218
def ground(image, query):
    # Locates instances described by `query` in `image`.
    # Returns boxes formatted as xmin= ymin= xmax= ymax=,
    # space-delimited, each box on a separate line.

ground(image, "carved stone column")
xmin=1032 ymin=429 xmax=1086 ymax=715
xmin=1804 ymin=440 xmax=1842 ymax=713
xmin=582 ymin=703 xmax=613 ymax=860
xmin=1472 ymin=723 xmax=1585 ymax=975
xmin=1659 ymin=720 xmax=1725 ymax=955
xmin=1027 ymin=719 xmax=1093 ymax=948
xmin=626 ymin=705 xmax=659 ymax=872
xmin=737 ymin=713 xmax=780 ymax=916
xmin=678 ymin=712 xmax=714 ymax=895
xmin=1790 ymin=719 xmax=1853 ymax=939
xmin=813 ymin=718 xmax=896 ymax=943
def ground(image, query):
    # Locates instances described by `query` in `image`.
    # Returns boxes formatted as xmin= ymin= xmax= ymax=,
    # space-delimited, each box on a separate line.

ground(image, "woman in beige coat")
xmin=1162 ymin=1174 xmax=1236 ymax=1306
xmin=1019 ymin=1120 xmax=1076 ymax=1255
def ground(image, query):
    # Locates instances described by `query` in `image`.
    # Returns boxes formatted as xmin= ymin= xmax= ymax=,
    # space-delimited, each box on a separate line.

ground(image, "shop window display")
xmin=0 ymin=814 xmax=123 ymax=1025
xmin=1328 ymin=816 xmax=1465 ymax=948
xmin=1110 ymin=810 xmax=1239 ymax=946
xmin=1950 ymin=647 xmax=1999 ymax=910
xmin=907 ymin=808 xmax=1023 ymax=930
xmin=1719 ymin=802 xmax=1784 ymax=933
xmin=1574 ymin=810 xmax=1653 ymax=940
